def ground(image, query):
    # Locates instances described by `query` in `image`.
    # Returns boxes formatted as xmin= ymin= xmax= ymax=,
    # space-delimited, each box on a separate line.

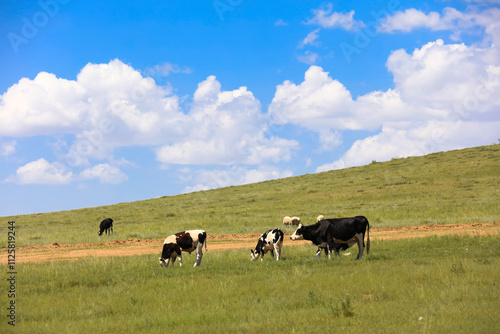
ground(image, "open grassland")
xmin=1 ymin=145 xmax=499 ymax=248
xmin=4 ymin=234 xmax=500 ymax=333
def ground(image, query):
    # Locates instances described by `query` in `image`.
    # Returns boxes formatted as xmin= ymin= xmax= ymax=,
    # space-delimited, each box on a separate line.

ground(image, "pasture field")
xmin=1 ymin=144 xmax=499 ymax=248
xmin=3 ymin=234 xmax=500 ymax=333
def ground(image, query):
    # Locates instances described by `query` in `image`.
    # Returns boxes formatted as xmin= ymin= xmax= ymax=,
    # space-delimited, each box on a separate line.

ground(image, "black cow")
xmin=290 ymin=216 xmax=370 ymax=260
xmin=251 ymin=228 xmax=284 ymax=261
xmin=159 ymin=229 xmax=207 ymax=268
xmin=98 ymin=218 xmax=113 ymax=236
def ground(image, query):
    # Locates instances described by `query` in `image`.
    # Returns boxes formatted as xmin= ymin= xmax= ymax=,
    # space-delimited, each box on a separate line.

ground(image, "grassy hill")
xmin=2 ymin=144 xmax=499 ymax=247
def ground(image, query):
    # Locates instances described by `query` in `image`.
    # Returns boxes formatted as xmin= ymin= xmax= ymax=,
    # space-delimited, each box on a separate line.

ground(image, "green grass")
xmin=3 ymin=234 xmax=499 ymax=333
xmin=1 ymin=144 xmax=499 ymax=248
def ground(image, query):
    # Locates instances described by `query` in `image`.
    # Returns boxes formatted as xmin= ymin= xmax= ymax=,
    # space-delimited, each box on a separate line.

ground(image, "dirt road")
xmin=8 ymin=222 xmax=499 ymax=264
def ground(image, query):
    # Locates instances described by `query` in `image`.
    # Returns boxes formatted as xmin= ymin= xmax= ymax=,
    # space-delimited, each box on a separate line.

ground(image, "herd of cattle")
xmin=97 ymin=215 xmax=370 ymax=268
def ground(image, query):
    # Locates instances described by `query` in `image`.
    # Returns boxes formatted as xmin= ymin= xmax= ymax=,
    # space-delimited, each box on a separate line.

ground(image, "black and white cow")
xmin=97 ymin=218 xmax=113 ymax=236
xmin=251 ymin=228 xmax=284 ymax=261
xmin=290 ymin=216 xmax=370 ymax=260
xmin=159 ymin=230 xmax=207 ymax=268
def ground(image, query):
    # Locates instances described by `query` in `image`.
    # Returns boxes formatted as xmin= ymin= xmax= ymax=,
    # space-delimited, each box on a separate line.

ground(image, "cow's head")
xmin=159 ymin=257 xmax=170 ymax=268
xmin=290 ymin=224 xmax=305 ymax=240
xmin=97 ymin=230 xmax=102 ymax=236
xmin=250 ymin=249 xmax=260 ymax=261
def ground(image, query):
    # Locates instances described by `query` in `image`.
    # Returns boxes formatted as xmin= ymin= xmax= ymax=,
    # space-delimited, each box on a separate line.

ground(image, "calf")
xmin=290 ymin=216 xmax=370 ymax=260
xmin=159 ymin=230 xmax=207 ymax=268
xmin=316 ymin=240 xmax=357 ymax=258
xmin=97 ymin=218 xmax=113 ymax=236
xmin=251 ymin=228 xmax=284 ymax=261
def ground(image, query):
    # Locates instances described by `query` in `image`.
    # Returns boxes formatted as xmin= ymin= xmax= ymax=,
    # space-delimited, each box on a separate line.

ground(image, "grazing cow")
xmin=98 ymin=218 xmax=113 ymax=236
xmin=251 ymin=228 xmax=284 ymax=261
xmin=314 ymin=213 xmax=353 ymax=257
xmin=290 ymin=216 xmax=370 ymax=260
xmin=159 ymin=230 xmax=207 ymax=268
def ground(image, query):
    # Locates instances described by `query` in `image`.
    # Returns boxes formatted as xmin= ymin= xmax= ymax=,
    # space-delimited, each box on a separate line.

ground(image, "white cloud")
xmin=157 ymin=75 xmax=298 ymax=166
xmin=378 ymin=8 xmax=447 ymax=33
xmin=5 ymin=158 xmax=72 ymax=185
xmin=1 ymin=59 xmax=298 ymax=174
xmin=269 ymin=65 xmax=416 ymax=131
xmin=307 ymin=4 xmax=365 ymax=31
xmin=271 ymin=13 xmax=500 ymax=172
xmin=275 ymin=19 xmax=288 ymax=26
xmin=317 ymin=121 xmax=500 ymax=172
xmin=378 ymin=7 xmax=500 ymax=42
xmin=387 ymin=39 xmax=500 ymax=112
xmin=0 ymin=59 xmax=183 ymax=155
xmin=297 ymin=51 xmax=320 ymax=65
xmin=80 ymin=164 xmax=128 ymax=184
xmin=318 ymin=130 xmax=342 ymax=151
xmin=143 ymin=62 xmax=191 ymax=77
xmin=0 ymin=140 xmax=16 ymax=156
xmin=299 ymin=29 xmax=321 ymax=48
xmin=182 ymin=165 xmax=293 ymax=193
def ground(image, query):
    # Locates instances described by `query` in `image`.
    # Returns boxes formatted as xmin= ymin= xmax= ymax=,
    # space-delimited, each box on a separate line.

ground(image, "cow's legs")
xmin=355 ymin=233 xmax=364 ymax=260
xmin=273 ymin=244 xmax=281 ymax=261
xmin=177 ymin=253 xmax=183 ymax=267
xmin=194 ymin=244 xmax=203 ymax=267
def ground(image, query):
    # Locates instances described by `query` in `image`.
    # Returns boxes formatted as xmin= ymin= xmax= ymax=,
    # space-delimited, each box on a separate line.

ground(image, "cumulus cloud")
xmin=80 ymin=164 xmax=128 ymax=184
xmin=317 ymin=121 xmax=500 ymax=171
xmin=0 ymin=59 xmax=183 ymax=152
xmin=5 ymin=158 xmax=73 ymax=185
xmin=271 ymin=12 xmax=500 ymax=172
xmin=307 ymin=4 xmax=365 ymax=31
xmin=157 ymin=75 xmax=298 ymax=166
xmin=387 ymin=39 xmax=500 ymax=113
xmin=269 ymin=66 xmax=426 ymax=131
xmin=1 ymin=59 xmax=298 ymax=187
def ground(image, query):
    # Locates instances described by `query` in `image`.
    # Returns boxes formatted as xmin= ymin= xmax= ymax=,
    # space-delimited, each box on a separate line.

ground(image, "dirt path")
xmin=7 ymin=222 xmax=499 ymax=264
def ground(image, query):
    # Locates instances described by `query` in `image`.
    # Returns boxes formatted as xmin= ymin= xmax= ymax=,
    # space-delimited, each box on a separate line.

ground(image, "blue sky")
xmin=1 ymin=0 xmax=499 ymax=216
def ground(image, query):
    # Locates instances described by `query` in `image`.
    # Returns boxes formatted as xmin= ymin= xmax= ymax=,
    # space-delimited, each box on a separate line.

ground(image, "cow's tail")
xmin=205 ymin=234 xmax=208 ymax=252
xmin=366 ymin=221 xmax=370 ymax=255
xmin=276 ymin=231 xmax=283 ymax=245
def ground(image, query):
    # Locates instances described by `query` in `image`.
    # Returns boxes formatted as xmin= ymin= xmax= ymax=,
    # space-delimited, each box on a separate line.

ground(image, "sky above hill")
xmin=1 ymin=0 xmax=499 ymax=215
